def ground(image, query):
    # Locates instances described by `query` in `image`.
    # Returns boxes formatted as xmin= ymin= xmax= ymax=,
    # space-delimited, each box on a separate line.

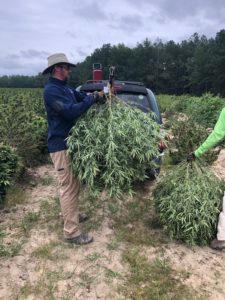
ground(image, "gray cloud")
xmin=76 ymin=49 xmax=89 ymax=58
xmin=0 ymin=50 xmax=50 ymax=75
xmin=66 ymin=31 xmax=77 ymax=39
xmin=125 ymin=0 xmax=225 ymax=19
xmin=20 ymin=50 xmax=49 ymax=59
xmin=0 ymin=56 xmax=21 ymax=70
xmin=0 ymin=0 xmax=224 ymax=75
xmin=156 ymin=0 xmax=225 ymax=24
xmin=125 ymin=0 xmax=225 ymax=30
xmin=110 ymin=15 xmax=143 ymax=33
xmin=73 ymin=2 xmax=108 ymax=21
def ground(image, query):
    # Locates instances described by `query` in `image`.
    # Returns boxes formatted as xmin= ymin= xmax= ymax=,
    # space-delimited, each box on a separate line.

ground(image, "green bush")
xmin=67 ymin=97 xmax=162 ymax=197
xmin=0 ymin=143 xmax=20 ymax=205
xmin=0 ymin=89 xmax=47 ymax=167
xmin=157 ymin=94 xmax=189 ymax=115
xmin=168 ymin=117 xmax=219 ymax=164
xmin=185 ymin=93 xmax=225 ymax=128
xmin=154 ymin=162 xmax=225 ymax=245
xmin=13 ymin=113 xmax=48 ymax=166
xmin=157 ymin=94 xmax=225 ymax=129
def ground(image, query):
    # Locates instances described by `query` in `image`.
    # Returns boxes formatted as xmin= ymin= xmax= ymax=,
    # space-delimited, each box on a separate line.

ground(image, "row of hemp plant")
xmin=0 ymin=88 xmax=47 ymax=206
xmin=157 ymin=93 xmax=225 ymax=128
xmin=0 ymin=143 xmax=21 ymax=206
xmin=0 ymin=88 xmax=48 ymax=167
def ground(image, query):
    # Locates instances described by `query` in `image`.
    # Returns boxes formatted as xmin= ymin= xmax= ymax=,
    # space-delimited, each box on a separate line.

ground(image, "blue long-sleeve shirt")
xmin=43 ymin=77 xmax=94 ymax=153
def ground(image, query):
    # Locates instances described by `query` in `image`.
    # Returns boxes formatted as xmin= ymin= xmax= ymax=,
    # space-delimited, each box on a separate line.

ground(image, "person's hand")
xmin=187 ymin=152 xmax=196 ymax=162
xmin=93 ymin=91 xmax=106 ymax=104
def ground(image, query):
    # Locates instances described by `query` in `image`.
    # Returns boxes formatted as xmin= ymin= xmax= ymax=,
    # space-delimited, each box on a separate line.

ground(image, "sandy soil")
xmin=0 ymin=165 xmax=125 ymax=300
xmin=1 ymin=155 xmax=225 ymax=299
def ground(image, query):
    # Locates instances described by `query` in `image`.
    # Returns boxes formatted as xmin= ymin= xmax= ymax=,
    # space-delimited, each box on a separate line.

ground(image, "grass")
xmin=3 ymin=168 xmax=45 ymax=208
xmin=104 ymin=267 xmax=121 ymax=282
xmin=86 ymin=251 xmax=101 ymax=262
xmin=157 ymin=94 xmax=175 ymax=112
xmin=18 ymin=270 xmax=63 ymax=300
xmin=0 ymin=228 xmax=6 ymax=238
xmin=157 ymin=94 xmax=187 ymax=115
xmin=160 ymin=150 xmax=174 ymax=170
xmin=121 ymin=248 xmax=199 ymax=300
xmin=38 ymin=198 xmax=61 ymax=235
xmin=39 ymin=198 xmax=60 ymax=221
xmin=0 ymin=228 xmax=22 ymax=257
xmin=0 ymin=240 xmax=22 ymax=257
xmin=4 ymin=183 xmax=27 ymax=207
xmin=109 ymin=193 xmax=167 ymax=247
xmin=21 ymin=211 xmax=39 ymax=235
xmin=78 ymin=272 xmax=96 ymax=288
xmin=17 ymin=266 xmax=81 ymax=300
xmin=78 ymin=189 xmax=105 ymax=231
xmin=32 ymin=241 xmax=67 ymax=260
xmin=107 ymin=239 xmax=120 ymax=251
xmin=39 ymin=175 xmax=55 ymax=186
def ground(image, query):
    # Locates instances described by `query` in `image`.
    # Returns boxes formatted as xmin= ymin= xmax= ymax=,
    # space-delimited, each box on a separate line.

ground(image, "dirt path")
xmin=1 ymin=161 xmax=225 ymax=299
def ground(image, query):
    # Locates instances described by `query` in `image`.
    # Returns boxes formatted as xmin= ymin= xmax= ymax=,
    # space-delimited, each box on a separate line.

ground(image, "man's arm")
xmin=44 ymin=87 xmax=95 ymax=121
xmin=73 ymin=90 xmax=88 ymax=102
xmin=195 ymin=107 xmax=225 ymax=157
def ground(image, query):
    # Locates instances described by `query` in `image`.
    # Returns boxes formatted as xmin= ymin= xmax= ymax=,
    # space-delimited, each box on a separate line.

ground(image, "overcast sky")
xmin=1 ymin=0 xmax=225 ymax=76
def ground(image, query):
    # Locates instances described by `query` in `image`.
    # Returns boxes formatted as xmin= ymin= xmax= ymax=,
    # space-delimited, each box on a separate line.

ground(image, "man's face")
xmin=55 ymin=64 xmax=72 ymax=80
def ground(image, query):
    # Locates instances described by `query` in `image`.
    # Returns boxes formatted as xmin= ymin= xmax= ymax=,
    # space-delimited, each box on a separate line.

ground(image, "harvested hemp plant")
xmin=154 ymin=161 xmax=225 ymax=245
xmin=67 ymin=96 xmax=162 ymax=196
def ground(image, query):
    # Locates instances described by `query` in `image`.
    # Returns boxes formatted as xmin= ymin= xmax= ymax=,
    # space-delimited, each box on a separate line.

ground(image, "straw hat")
xmin=42 ymin=53 xmax=76 ymax=75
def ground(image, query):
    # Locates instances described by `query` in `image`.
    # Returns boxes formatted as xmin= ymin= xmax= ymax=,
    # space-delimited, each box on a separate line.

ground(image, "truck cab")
xmin=77 ymin=63 xmax=162 ymax=125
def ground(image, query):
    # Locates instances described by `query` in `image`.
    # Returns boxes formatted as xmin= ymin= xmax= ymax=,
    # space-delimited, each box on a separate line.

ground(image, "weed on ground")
xmin=109 ymin=187 xmax=168 ymax=247
xmin=32 ymin=240 xmax=67 ymax=260
xmin=120 ymin=248 xmax=199 ymax=300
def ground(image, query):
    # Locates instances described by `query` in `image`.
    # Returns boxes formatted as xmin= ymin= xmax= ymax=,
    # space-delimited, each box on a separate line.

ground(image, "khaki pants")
xmin=50 ymin=150 xmax=81 ymax=239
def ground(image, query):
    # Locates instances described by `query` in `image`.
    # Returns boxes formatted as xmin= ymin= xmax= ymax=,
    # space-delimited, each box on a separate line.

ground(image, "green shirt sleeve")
xmin=195 ymin=107 xmax=225 ymax=157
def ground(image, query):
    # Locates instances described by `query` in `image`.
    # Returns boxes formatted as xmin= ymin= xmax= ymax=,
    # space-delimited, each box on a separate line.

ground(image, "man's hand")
xmin=93 ymin=91 xmax=106 ymax=104
xmin=187 ymin=152 xmax=196 ymax=162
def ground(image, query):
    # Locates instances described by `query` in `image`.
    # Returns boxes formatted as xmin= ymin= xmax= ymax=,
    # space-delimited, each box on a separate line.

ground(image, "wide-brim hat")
xmin=42 ymin=53 xmax=76 ymax=75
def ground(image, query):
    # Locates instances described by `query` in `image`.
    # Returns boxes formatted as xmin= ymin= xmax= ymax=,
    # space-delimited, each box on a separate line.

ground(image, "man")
xmin=43 ymin=53 xmax=104 ymax=245
xmin=187 ymin=107 xmax=225 ymax=250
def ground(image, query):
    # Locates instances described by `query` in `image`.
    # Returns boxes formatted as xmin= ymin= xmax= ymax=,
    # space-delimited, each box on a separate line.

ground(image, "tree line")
xmin=1 ymin=29 xmax=225 ymax=96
